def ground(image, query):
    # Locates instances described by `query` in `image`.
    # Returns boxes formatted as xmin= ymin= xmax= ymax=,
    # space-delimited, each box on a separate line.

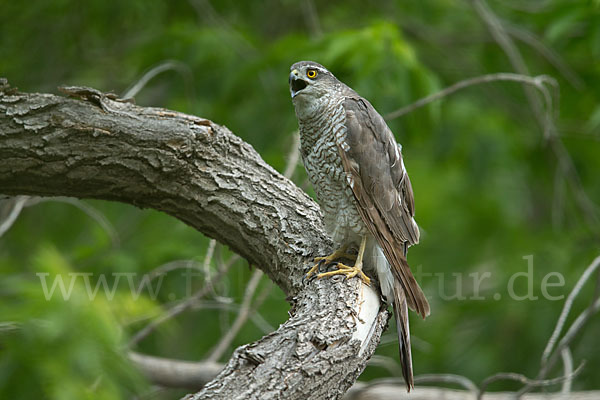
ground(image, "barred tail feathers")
xmin=393 ymin=280 xmax=414 ymax=391
xmin=372 ymin=243 xmax=414 ymax=391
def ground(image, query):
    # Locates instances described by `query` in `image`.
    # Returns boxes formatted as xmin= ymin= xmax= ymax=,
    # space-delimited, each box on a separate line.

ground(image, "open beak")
xmin=289 ymin=69 xmax=308 ymax=98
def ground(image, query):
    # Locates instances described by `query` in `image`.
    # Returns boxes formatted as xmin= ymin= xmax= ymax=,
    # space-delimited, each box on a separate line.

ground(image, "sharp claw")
xmin=308 ymin=240 xmax=370 ymax=285
xmin=316 ymin=262 xmax=371 ymax=286
xmin=305 ymin=258 xmax=326 ymax=282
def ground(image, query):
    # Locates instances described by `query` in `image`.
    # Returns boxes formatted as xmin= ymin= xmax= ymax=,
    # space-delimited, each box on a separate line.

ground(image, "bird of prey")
xmin=289 ymin=61 xmax=430 ymax=390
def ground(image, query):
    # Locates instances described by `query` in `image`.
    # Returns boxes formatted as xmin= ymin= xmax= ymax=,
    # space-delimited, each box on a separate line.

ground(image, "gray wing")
xmin=344 ymin=96 xmax=419 ymax=246
xmin=338 ymin=96 xmax=429 ymax=318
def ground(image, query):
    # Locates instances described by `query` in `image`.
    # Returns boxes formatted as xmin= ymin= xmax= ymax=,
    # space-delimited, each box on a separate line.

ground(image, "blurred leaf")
xmin=0 ymin=246 xmax=147 ymax=399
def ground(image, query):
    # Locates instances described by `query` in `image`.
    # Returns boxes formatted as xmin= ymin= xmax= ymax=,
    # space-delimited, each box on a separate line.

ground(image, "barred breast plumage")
xmin=297 ymin=92 xmax=368 ymax=246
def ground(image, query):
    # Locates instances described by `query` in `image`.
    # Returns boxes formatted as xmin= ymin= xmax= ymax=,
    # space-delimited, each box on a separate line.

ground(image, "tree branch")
xmin=0 ymin=78 xmax=388 ymax=399
xmin=471 ymin=0 xmax=599 ymax=232
xmin=129 ymin=351 xmax=223 ymax=390
xmin=384 ymin=72 xmax=556 ymax=120
xmin=206 ymin=268 xmax=264 ymax=362
xmin=127 ymin=352 xmax=600 ymax=400
xmin=0 ymin=78 xmax=324 ymax=296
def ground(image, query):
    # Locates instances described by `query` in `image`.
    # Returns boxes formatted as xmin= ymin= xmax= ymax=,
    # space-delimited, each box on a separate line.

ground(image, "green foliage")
xmin=0 ymin=246 xmax=146 ymax=399
xmin=1 ymin=0 xmax=599 ymax=397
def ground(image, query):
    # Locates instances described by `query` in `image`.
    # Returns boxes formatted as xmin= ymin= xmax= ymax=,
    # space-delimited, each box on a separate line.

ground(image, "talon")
xmin=306 ymin=245 xmax=354 ymax=279
xmin=306 ymin=236 xmax=371 ymax=286
xmin=314 ymin=237 xmax=371 ymax=286
xmin=305 ymin=263 xmax=320 ymax=279
xmin=317 ymin=262 xmax=371 ymax=286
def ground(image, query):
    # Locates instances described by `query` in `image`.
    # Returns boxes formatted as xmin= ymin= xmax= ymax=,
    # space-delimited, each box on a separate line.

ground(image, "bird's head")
xmin=289 ymin=61 xmax=338 ymax=103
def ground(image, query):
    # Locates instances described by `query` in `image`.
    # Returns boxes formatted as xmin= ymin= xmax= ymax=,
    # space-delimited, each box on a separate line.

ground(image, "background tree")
xmin=1 ymin=1 xmax=599 ymax=399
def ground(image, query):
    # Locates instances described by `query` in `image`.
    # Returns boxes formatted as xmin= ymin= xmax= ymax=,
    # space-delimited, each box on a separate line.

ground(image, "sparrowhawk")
xmin=289 ymin=61 xmax=430 ymax=391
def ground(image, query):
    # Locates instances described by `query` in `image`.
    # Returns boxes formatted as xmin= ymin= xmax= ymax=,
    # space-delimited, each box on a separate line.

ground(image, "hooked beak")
xmin=289 ymin=69 xmax=308 ymax=98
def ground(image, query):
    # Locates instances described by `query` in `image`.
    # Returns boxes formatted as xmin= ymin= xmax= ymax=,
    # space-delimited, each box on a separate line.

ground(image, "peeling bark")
xmin=0 ymin=78 xmax=389 ymax=399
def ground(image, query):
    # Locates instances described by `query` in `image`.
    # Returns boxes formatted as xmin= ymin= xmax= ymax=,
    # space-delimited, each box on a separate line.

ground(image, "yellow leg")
xmin=306 ymin=244 xmax=356 ymax=279
xmin=317 ymin=236 xmax=371 ymax=286
xmin=314 ymin=245 xmax=357 ymax=263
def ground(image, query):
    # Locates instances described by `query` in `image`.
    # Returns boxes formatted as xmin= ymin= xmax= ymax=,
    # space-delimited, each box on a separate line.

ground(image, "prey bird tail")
xmin=393 ymin=280 xmax=414 ymax=392
xmin=385 ymin=243 xmax=430 ymax=319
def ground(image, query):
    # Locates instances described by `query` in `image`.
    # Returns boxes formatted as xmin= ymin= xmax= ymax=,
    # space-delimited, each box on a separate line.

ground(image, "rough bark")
xmin=0 ymin=78 xmax=389 ymax=399
xmin=0 ymin=79 xmax=324 ymax=295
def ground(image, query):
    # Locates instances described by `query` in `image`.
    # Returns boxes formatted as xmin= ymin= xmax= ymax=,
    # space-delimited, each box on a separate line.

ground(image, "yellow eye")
xmin=306 ymin=69 xmax=318 ymax=79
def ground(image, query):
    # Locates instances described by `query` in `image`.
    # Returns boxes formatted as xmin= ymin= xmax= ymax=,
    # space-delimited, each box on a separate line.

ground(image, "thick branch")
xmin=129 ymin=352 xmax=222 ymax=390
xmin=0 ymin=78 xmax=327 ymax=296
xmin=0 ymin=79 xmax=388 ymax=399
xmin=188 ymin=279 xmax=387 ymax=399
